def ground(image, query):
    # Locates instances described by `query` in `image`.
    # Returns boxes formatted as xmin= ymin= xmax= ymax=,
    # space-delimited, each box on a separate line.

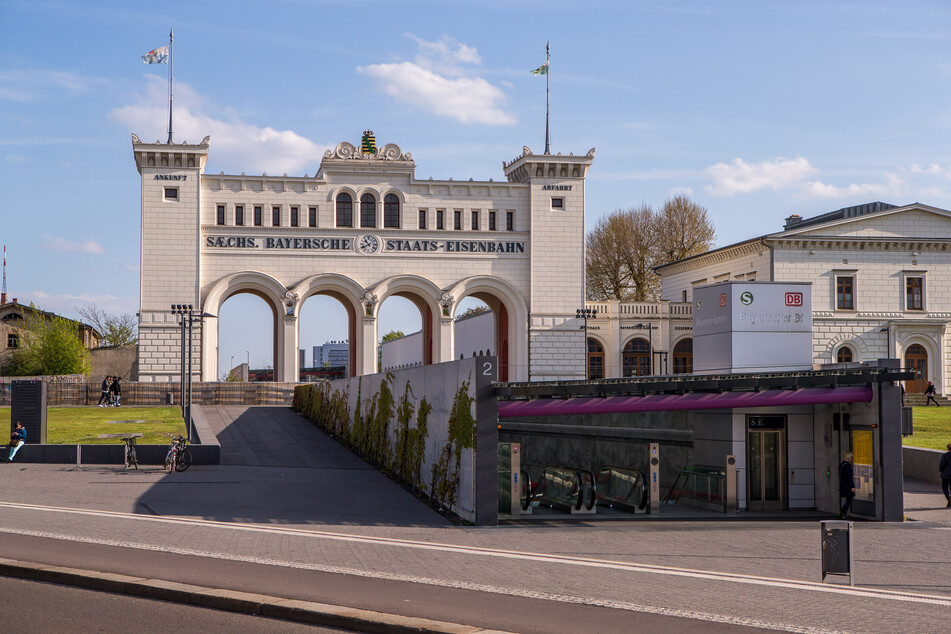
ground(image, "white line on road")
xmin=1 ymin=501 xmax=950 ymax=614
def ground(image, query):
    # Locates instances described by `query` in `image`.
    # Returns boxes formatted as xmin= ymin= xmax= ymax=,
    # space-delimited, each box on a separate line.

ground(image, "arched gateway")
xmin=132 ymin=135 xmax=595 ymax=383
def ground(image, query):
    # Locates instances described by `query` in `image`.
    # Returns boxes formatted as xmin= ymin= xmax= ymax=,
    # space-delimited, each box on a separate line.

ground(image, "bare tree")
xmin=76 ymin=302 xmax=138 ymax=347
xmin=586 ymin=196 xmax=716 ymax=302
xmin=654 ymin=194 xmax=717 ymax=263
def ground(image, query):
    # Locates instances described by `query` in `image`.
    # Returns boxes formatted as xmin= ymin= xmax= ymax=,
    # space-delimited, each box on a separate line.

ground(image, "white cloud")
xmin=28 ymin=291 xmax=137 ymax=319
xmin=0 ymin=69 xmax=106 ymax=102
xmin=357 ymin=35 xmax=515 ymax=126
xmin=111 ymin=77 xmax=329 ymax=175
xmin=801 ymin=179 xmax=893 ymax=199
xmin=910 ymin=163 xmax=946 ymax=175
xmin=44 ymin=237 xmax=104 ymax=254
xmin=669 ymin=186 xmax=694 ymax=197
xmin=705 ymin=156 xmax=816 ymax=196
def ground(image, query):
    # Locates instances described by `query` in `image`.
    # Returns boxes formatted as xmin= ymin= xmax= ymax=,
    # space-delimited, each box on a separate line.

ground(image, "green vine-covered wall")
xmin=292 ymin=370 xmax=476 ymax=517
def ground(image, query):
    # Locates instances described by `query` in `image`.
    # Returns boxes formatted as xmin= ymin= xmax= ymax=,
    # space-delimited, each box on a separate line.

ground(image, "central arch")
xmin=292 ymin=273 xmax=366 ymax=379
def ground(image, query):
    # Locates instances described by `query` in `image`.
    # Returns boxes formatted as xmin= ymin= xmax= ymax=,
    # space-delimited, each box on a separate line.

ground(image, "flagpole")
xmin=544 ymin=41 xmax=550 ymax=155
xmin=167 ymin=28 xmax=174 ymax=144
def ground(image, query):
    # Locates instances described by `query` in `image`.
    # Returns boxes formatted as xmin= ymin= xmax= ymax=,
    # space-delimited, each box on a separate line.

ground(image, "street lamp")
xmin=576 ymin=307 xmax=598 ymax=378
xmin=171 ymin=304 xmax=216 ymax=443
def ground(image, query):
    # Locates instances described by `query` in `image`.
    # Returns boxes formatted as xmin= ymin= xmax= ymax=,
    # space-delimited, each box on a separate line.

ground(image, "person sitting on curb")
xmin=925 ymin=381 xmax=940 ymax=406
xmin=7 ymin=422 xmax=26 ymax=462
xmin=940 ymin=442 xmax=951 ymax=509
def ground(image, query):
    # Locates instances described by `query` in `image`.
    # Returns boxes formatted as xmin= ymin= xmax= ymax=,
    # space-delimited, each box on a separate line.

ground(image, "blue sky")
xmin=3 ymin=1 xmax=951 ymax=372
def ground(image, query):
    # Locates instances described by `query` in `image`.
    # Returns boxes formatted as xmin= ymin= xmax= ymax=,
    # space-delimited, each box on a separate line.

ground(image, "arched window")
xmin=673 ymin=338 xmax=693 ymax=374
xmin=587 ymin=338 xmax=604 ymax=380
xmin=335 ymin=193 xmax=353 ymax=227
xmin=836 ymin=346 xmax=853 ymax=363
xmin=622 ymin=338 xmax=651 ymax=377
xmin=383 ymin=194 xmax=400 ymax=228
xmin=360 ymin=193 xmax=376 ymax=228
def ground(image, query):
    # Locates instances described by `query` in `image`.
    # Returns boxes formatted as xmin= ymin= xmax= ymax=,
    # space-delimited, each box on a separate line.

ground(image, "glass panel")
xmin=763 ymin=432 xmax=780 ymax=500
xmin=749 ymin=432 xmax=762 ymax=502
xmin=851 ymin=429 xmax=874 ymax=503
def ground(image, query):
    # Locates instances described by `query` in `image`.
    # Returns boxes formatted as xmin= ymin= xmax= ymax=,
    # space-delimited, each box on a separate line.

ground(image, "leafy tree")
xmin=455 ymin=306 xmax=490 ymax=320
xmin=76 ymin=302 xmax=138 ymax=347
xmin=6 ymin=311 xmax=90 ymax=376
xmin=378 ymin=330 xmax=406 ymax=372
xmin=586 ymin=196 xmax=716 ymax=302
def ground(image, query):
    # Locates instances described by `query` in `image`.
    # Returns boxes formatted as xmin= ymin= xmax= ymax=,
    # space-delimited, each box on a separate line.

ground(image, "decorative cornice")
xmin=654 ymin=238 xmax=766 ymax=276
xmin=323 ymin=141 xmax=412 ymax=162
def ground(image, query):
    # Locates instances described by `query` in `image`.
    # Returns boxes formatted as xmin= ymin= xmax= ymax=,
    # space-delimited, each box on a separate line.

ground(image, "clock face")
xmin=359 ymin=235 xmax=379 ymax=254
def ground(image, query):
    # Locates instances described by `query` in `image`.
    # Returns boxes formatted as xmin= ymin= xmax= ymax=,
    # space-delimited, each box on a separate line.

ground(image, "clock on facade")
xmin=358 ymin=234 xmax=380 ymax=254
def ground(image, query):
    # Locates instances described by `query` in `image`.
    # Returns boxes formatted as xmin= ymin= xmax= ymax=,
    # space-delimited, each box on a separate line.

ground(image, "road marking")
xmin=0 ymin=525 xmax=837 ymax=634
xmin=1 ymin=500 xmax=950 ymax=613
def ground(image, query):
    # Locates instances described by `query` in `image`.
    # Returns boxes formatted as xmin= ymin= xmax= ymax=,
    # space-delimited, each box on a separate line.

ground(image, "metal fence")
xmin=0 ymin=379 xmax=297 ymax=407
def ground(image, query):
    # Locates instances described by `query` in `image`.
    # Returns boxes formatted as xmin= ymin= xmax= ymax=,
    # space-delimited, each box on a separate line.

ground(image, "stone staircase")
xmin=903 ymin=393 xmax=951 ymax=407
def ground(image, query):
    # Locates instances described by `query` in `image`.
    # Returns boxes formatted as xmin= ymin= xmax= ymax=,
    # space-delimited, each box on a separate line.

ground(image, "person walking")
xmin=925 ymin=381 xmax=940 ymax=406
xmin=98 ymin=376 xmax=112 ymax=407
xmin=940 ymin=443 xmax=951 ymax=509
xmin=7 ymin=422 xmax=26 ymax=462
xmin=110 ymin=376 xmax=122 ymax=407
xmin=839 ymin=451 xmax=856 ymax=519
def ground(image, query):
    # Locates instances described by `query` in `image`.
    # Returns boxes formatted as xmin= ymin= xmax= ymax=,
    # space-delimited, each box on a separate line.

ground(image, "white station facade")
xmin=132 ymin=134 xmax=595 ymax=383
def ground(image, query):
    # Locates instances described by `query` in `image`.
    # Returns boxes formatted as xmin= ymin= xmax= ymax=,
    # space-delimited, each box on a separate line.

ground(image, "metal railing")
xmin=0 ymin=379 xmax=297 ymax=407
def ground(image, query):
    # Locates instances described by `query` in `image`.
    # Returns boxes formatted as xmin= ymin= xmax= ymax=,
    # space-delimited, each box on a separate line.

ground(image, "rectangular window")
xmin=290 ymin=206 xmax=299 ymax=227
xmin=235 ymin=205 xmax=244 ymax=226
xmin=272 ymin=206 xmax=281 ymax=227
xmin=836 ymin=275 xmax=855 ymax=310
xmin=551 ymin=197 xmax=564 ymax=210
xmin=216 ymin=204 xmax=225 ymax=226
xmin=471 ymin=210 xmax=479 ymax=230
xmin=506 ymin=211 xmax=514 ymax=231
xmin=454 ymin=210 xmax=462 ymax=230
xmin=436 ymin=210 xmax=445 ymax=230
xmin=7 ymin=333 xmax=18 ymax=348
xmin=906 ymin=276 xmax=924 ymax=310
xmin=489 ymin=211 xmax=496 ymax=231
xmin=254 ymin=206 xmax=262 ymax=226
xmin=418 ymin=209 xmax=427 ymax=229
xmin=164 ymin=187 xmax=178 ymax=201
xmin=309 ymin=206 xmax=317 ymax=227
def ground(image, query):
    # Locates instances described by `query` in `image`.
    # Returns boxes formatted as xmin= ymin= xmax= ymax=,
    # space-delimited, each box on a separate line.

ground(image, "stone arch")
xmin=447 ymin=276 xmax=529 ymax=382
xmin=823 ymin=333 xmax=870 ymax=363
xmin=202 ymin=271 xmax=286 ymax=382
xmin=622 ymin=336 xmax=651 ymax=377
xmin=899 ymin=333 xmax=939 ymax=392
xmin=291 ymin=273 xmax=367 ymax=378
xmin=586 ymin=335 xmax=607 ymax=380
xmin=372 ymin=275 xmax=444 ymax=369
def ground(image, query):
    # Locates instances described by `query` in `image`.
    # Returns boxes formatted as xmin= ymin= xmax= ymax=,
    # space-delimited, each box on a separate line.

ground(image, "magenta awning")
xmin=497 ymin=386 xmax=874 ymax=419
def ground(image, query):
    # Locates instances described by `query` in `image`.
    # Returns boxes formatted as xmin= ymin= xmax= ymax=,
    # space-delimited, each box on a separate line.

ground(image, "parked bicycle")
xmin=163 ymin=434 xmax=192 ymax=472
xmin=123 ymin=436 xmax=138 ymax=470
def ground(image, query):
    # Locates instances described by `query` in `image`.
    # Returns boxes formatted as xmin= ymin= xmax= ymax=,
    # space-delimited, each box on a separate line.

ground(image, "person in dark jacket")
xmin=839 ymin=452 xmax=856 ymax=519
xmin=940 ymin=443 xmax=951 ymax=508
xmin=925 ymin=381 xmax=939 ymax=406
xmin=98 ymin=376 xmax=112 ymax=406
xmin=110 ymin=376 xmax=122 ymax=407
xmin=7 ymin=422 xmax=26 ymax=462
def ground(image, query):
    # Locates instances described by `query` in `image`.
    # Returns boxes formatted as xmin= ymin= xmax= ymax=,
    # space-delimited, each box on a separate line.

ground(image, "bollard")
xmin=76 ymin=443 xmax=82 ymax=470
xmin=725 ymin=454 xmax=737 ymax=515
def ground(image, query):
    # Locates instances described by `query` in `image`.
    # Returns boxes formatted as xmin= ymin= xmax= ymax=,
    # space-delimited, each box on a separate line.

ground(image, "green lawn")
xmin=903 ymin=407 xmax=951 ymax=451
xmin=1 ymin=406 xmax=186 ymax=445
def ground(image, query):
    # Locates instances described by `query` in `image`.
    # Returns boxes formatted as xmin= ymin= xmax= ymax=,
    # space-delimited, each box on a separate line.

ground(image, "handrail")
xmin=532 ymin=465 xmax=596 ymax=511
xmin=664 ymin=464 xmax=726 ymax=510
xmin=596 ymin=466 xmax=648 ymax=511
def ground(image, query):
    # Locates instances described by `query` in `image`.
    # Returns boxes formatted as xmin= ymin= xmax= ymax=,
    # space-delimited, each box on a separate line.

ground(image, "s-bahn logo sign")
xmin=739 ymin=291 xmax=754 ymax=305
xmin=205 ymin=234 xmax=526 ymax=255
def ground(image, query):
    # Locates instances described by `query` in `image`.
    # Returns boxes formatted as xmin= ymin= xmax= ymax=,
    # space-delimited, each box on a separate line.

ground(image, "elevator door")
xmin=748 ymin=417 xmax=786 ymax=511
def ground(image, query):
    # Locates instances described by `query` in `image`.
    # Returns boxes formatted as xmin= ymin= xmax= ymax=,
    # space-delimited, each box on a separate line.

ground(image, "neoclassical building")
xmin=132 ymin=134 xmax=595 ymax=383
xmin=653 ymin=201 xmax=951 ymax=393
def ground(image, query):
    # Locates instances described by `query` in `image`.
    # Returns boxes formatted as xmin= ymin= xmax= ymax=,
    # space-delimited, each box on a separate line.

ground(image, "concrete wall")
xmin=903 ymin=446 xmax=946 ymax=483
xmin=89 ymin=345 xmax=138 ymax=381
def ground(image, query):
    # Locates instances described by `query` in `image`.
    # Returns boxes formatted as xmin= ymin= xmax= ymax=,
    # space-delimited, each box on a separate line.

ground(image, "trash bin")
xmin=820 ymin=520 xmax=853 ymax=585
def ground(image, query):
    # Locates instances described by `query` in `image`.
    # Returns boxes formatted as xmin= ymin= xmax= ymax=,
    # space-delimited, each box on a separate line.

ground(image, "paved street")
xmin=2 ymin=406 xmax=951 ymax=633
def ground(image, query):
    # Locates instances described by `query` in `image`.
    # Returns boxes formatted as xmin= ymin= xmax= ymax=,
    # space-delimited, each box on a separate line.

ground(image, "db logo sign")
xmin=719 ymin=293 xmax=727 ymax=307
xmin=785 ymin=292 xmax=803 ymax=306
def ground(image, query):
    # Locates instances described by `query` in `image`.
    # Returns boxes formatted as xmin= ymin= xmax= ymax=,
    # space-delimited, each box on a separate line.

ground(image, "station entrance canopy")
xmin=495 ymin=367 xmax=912 ymax=418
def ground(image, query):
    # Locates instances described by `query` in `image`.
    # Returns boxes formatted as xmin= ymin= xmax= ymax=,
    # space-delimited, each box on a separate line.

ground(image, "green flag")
xmin=531 ymin=61 xmax=549 ymax=76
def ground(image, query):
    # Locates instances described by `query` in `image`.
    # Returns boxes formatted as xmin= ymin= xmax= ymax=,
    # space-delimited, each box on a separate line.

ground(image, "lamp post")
xmin=171 ymin=304 xmax=216 ymax=443
xmin=576 ymin=307 xmax=598 ymax=379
